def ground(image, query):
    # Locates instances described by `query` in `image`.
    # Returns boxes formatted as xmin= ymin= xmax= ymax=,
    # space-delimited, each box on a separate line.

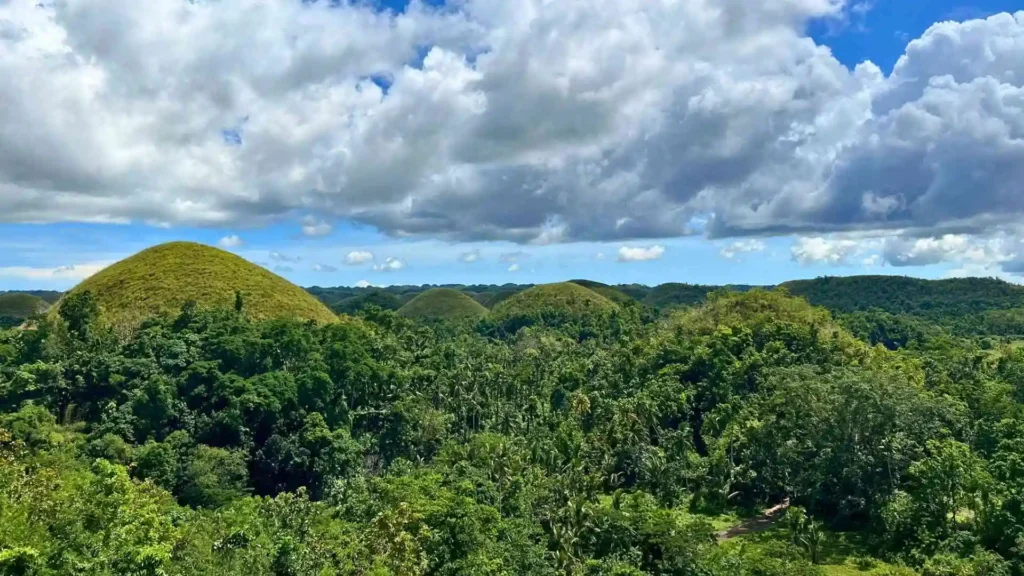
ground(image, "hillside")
xmin=332 ymin=290 xmax=402 ymax=315
xmin=0 ymin=293 xmax=49 ymax=318
xmin=398 ymin=288 xmax=488 ymax=322
xmin=782 ymin=276 xmax=1024 ymax=315
xmin=569 ymin=280 xmax=635 ymax=305
xmin=57 ymin=242 xmax=338 ymax=326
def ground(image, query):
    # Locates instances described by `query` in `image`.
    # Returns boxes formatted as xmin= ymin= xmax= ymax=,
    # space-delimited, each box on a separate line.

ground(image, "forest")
xmin=4 ymin=276 xmax=1024 ymax=575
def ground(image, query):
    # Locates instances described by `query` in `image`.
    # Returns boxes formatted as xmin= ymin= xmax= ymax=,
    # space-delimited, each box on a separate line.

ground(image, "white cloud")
xmin=301 ymin=217 xmax=333 ymax=238
xmin=499 ymin=251 xmax=529 ymax=263
xmin=1 ymin=1 xmax=1023 ymax=252
xmin=345 ymin=251 xmax=375 ymax=266
xmin=218 ymin=235 xmax=243 ymax=248
xmin=863 ymin=254 xmax=881 ymax=267
xmin=373 ymin=257 xmax=406 ymax=272
xmin=270 ymin=251 xmax=300 ymax=263
xmin=312 ymin=263 xmax=338 ymax=273
xmin=0 ymin=262 xmax=110 ymax=281
xmin=354 ymin=280 xmax=373 ymax=288
xmin=791 ymin=237 xmax=862 ymax=266
xmin=617 ymin=245 xmax=665 ymax=263
xmin=721 ymin=239 xmax=766 ymax=260
xmin=596 ymin=253 xmax=606 ymax=261
xmin=459 ymin=250 xmax=481 ymax=263
xmin=508 ymin=263 xmax=520 ymax=272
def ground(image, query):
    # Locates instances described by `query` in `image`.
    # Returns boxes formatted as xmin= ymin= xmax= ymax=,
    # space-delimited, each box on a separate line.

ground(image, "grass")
xmin=398 ymin=288 xmax=488 ymax=322
xmin=0 ymin=293 xmax=49 ymax=319
xmin=569 ymin=280 xmax=636 ymax=306
xmin=492 ymin=282 xmax=616 ymax=319
xmin=57 ymin=242 xmax=338 ymax=327
xmin=716 ymin=524 xmax=915 ymax=575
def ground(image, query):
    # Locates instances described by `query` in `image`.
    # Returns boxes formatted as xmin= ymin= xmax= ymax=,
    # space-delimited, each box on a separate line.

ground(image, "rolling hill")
xmin=56 ymin=242 xmax=338 ymax=327
xmin=489 ymin=280 xmax=610 ymax=319
xmin=398 ymin=288 xmax=488 ymax=322
xmin=0 ymin=293 xmax=50 ymax=319
xmin=569 ymin=280 xmax=635 ymax=305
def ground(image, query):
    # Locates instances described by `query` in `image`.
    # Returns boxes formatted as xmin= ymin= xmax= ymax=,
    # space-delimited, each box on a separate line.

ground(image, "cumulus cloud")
xmin=345 ymin=251 xmax=375 ymax=266
xmin=301 ymin=217 xmax=333 ymax=238
xmin=508 ymin=263 xmax=520 ymax=272
xmin=791 ymin=237 xmax=862 ymax=266
xmin=270 ymin=252 xmax=300 ymax=263
xmin=2 ymin=1 xmax=1024 ymax=253
xmin=218 ymin=235 xmax=243 ymax=248
xmin=373 ymin=257 xmax=406 ymax=272
xmin=721 ymin=240 xmax=766 ymax=260
xmin=499 ymin=251 xmax=529 ymax=263
xmin=0 ymin=262 xmax=109 ymax=281
xmin=312 ymin=263 xmax=338 ymax=273
xmin=459 ymin=250 xmax=481 ymax=263
xmin=617 ymin=245 xmax=666 ymax=263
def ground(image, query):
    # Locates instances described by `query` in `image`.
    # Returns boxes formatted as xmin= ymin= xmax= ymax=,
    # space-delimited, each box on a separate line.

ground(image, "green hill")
xmin=489 ymin=280 xmax=610 ymax=317
xmin=333 ymin=290 xmax=402 ymax=315
xmin=0 ymin=293 xmax=49 ymax=319
xmin=569 ymin=280 xmax=635 ymax=305
xmin=56 ymin=242 xmax=338 ymax=327
xmin=398 ymin=288 xmax=488 ymax=322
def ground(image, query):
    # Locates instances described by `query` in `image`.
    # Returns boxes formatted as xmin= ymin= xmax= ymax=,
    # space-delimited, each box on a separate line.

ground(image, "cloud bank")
xmin=2 ymin=1 xmax=1023 ymax=256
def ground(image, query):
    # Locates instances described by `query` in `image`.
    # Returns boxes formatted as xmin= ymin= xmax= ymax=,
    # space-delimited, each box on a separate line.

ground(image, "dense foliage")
xmin=7 ymin=277 xmax=1024 ymax=574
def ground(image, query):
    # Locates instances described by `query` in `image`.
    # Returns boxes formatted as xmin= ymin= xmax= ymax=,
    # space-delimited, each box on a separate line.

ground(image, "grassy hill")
xmin=398 ymin=288 xmax=488 ymax=322
xmin=332 ymin=290 xmax=402 ymax=316
xmin=495 ymin=283 xmax=614 ymax=315
xmin=0 ymin=293 xmax=49 ymax=318
xmin=569 ymin=280 xmax=635 ymax=305
xmin=56 ymin=242 xmax=338 ymax=327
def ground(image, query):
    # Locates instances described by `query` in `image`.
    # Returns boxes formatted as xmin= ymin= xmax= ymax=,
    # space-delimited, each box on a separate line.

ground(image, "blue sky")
xmin=1 ymin=0 xmax=1022 ymax=290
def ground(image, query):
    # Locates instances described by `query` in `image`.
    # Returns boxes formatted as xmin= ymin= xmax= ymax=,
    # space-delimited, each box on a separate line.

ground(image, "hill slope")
xmin=0 ymin=293 xmax=49 ymax=319
xmin=58 ymin=242 xmax=338 ymax=326
xmin=398 ymin=288 xmax=488 ymax=322
xmin=569 ymin=280 xmax=635 ymax=305
xmin=782 ymin=276 xmax=1024 ymax=318
xmin=491 ymin=280 xmax=610 ymax=317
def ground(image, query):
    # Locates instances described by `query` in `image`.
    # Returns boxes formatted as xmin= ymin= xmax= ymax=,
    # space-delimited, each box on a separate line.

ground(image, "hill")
xmin=0 ymin=293 xmax=49 ymax=318
xmin=569 ymin=280 xmax=635 ymax=305
xmin=491 ymin=283 xmax=617 ymax=335
xmin=332 ymin=290 xmax=402 ymax=315
xmin=56 ymin=242 xmax=338 ymax=327
xmin=398 ymin=288 xmax=488 ymax=322
xmin=782 ymin=276 xmax=1024 ymax=316
xmin=0 ymin=293 xmax=50 ymax=328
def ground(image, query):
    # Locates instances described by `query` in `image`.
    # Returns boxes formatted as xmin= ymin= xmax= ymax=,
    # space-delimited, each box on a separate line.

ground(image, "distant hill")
xmin=56 ymin=242 xmax=338 ymax=327
xmin=569 ymin=280 xmax=635 ymax=305
xmin=782 ymin=276 xmax=1024 ymax=318
xmin=0 ymin=293 xmax=50 ymax=328
xmin=0 ymin=293 xmax=49 ymax=318
xmin=0 ymin=290 xmax=63 ymax=305
xmin=490 ymin=283 xmax=617 ymax=335
xmin=398 ymin=288 xmax=488 ymax=322
xmin=332 ymin=290 xmax=402 ymax=316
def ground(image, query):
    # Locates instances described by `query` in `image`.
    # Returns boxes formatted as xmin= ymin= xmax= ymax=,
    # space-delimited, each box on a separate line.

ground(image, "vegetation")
xmin=57 ymin=242 xmax=338 ymax=328
xmin=569 ymin=280 xmax=636 ymax=305
xmin=332 ymin=289 xmax=402 ymax=316
xmin=0 ymin=293 xmax=48 ymax=329
xmin=397 ymin=288 xmax=488 ymax=322
xmin=8 ymin=271 xmax=1024 ymax=574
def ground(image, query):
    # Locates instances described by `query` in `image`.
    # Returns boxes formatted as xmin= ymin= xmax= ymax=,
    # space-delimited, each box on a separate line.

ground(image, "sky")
xmin=2 ymin=0 xmax=1024 ymax=290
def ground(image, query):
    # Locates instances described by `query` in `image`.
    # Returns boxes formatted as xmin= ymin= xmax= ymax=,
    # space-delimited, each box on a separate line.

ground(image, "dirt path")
xmin=716 ymin=499 xmax=790 ymax=542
